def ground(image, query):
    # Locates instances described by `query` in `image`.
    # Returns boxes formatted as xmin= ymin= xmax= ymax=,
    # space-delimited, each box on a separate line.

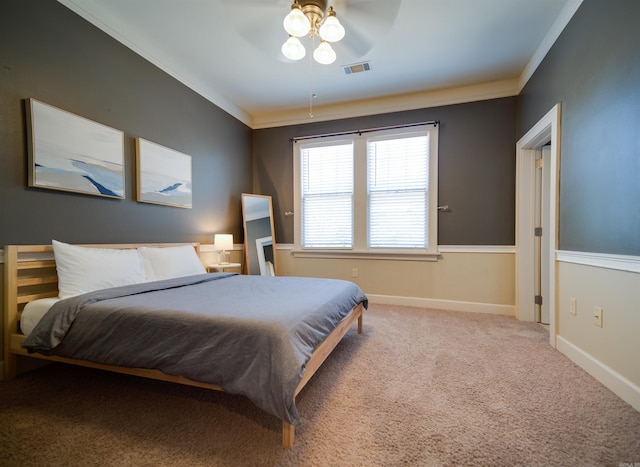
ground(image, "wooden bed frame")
xmin=3 ymin=243 xmax=364 ymax=448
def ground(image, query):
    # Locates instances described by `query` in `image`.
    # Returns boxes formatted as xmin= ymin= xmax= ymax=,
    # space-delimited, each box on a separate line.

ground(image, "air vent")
xmin=342 ymin=61 xmax=371 ymax=75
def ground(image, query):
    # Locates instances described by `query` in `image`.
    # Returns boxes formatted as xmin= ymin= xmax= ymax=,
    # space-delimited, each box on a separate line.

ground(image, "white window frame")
xmin=293 ymin=123 xmax=439 ymax=260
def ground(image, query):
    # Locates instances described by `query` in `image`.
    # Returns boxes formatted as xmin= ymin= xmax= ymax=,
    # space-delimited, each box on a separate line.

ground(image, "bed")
xmin=3 ymin=242 xmax=367 ymax=448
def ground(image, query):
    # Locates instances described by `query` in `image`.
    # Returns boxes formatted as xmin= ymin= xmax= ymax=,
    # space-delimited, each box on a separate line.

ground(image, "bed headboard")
xmin=3 ymin=243 xmax=200 ymax=379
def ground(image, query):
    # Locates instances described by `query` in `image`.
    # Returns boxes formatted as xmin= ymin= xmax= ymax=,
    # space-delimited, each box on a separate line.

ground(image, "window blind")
xmin=301 ymin=142 xmax=354 ymax=248
xmin=367 ymin=135 xmax=429 ymax=248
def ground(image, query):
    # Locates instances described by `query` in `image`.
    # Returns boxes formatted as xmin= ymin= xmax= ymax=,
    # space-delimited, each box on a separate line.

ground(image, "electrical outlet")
xmin=593 ymin=306 xmax=603 ymax=327
xmin=570 ymin=297 xmax=577 ymax=315
xmin=352 ymin=268 xmax=358 ymax=278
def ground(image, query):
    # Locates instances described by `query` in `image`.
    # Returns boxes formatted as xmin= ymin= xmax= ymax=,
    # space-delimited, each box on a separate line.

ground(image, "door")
xmin=534 ymin=145 xmax=551 ymax=324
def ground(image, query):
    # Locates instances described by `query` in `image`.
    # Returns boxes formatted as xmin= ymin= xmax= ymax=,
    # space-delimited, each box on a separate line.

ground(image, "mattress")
xmin=20 ymin=298 xmax=60 ymax=336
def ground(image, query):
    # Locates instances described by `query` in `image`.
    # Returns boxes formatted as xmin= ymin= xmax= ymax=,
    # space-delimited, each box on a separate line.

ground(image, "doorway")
xmin=515 ymin=104 xmax=561 ymax=347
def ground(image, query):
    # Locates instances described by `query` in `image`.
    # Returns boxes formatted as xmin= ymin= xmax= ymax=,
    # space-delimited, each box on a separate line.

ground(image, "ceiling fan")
xmin=220 ymin=0 xmax=402 ymax=64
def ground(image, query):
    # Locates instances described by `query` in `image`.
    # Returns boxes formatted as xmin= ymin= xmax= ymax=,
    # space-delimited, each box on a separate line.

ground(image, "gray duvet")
xmin=22 ymin=273 xmax=368 ymax=425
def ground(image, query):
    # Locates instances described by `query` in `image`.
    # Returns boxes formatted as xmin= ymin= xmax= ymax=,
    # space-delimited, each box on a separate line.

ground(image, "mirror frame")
xmin=241 ymin=193 xmax=278 ymax=276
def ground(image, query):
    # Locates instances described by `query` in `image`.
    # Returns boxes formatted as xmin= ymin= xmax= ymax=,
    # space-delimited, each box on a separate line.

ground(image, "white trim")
xmin=556 ymin=250 xmax=640 ymax=274
xmin=291 ymin=250 xmax=440 ymax=261
xmin=367 ymin=294 xmax=515 ymax=316
xmin=287 ymin=245 xmax=515 ymax=261
xmin=518 ymin=0 xmax=584 ymax=91
xmin=293 ymin=125 xmax=440 ymax=257
xmin=278 ymin=244 xmax=515 ymax=253
xmin=58 ymin=1 xmax=583 ymax=130
xmin=254 ymin=79 xmax=520 ymax=129
xmin=438 ymin=245 xmax=515 ymax=254
xmin=59 ymin=1 xmax=518 ymax=129
xmin=515 ymin=104 xmax=561 ymax=347
xmin=557 ymin=336 xmax=640 ymax=412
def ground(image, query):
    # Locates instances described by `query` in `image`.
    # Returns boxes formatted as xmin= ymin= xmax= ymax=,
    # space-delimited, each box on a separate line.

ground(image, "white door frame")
xmin=515 ymin=104 xmax=561 ymax=347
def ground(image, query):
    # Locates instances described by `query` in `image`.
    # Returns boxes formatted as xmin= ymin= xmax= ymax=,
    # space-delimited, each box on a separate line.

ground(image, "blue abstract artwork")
xmin=27 ymin=99 xmax=125 ymax=199
xmin=136 ymin=138 xmax=192 ymax=208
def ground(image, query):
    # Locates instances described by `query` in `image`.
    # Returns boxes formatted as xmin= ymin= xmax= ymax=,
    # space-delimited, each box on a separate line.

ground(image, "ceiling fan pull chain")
xmin=309 ymin=34 xmax=315 ymax=118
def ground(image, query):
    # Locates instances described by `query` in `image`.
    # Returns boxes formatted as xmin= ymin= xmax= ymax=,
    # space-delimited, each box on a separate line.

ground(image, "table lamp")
xmin=214 ymin=234 xmax=233 ymax=265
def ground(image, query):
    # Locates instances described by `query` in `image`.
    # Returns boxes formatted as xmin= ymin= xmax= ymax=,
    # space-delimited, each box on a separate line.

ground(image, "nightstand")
xmin=207 ymin=262 xmax=242 ymax=273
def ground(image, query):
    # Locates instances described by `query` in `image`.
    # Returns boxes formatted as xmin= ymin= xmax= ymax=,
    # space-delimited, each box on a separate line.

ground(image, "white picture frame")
xmin=136 ymin=138 xmax=192 ymax=209
xmin=26 ymin=98 xmax=125 ymax=199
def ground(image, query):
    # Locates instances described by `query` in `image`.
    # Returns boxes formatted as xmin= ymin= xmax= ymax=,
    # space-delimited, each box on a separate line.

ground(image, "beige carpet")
xmin=1 ymin=304 xmax=639 ymax=466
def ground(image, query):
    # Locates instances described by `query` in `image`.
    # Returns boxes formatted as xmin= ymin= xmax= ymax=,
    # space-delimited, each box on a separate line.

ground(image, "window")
xmin=293 ymin=124 xmax=439 ymax=258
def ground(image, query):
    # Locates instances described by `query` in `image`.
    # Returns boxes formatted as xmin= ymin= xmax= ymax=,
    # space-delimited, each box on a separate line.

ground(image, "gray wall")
xmin=254 ymin=98 xmax=517 ymax=245
xmin=0 ymin=0 xmax=252 ymax=246
xmin=517 ymin=0 xmax=640 ymax=256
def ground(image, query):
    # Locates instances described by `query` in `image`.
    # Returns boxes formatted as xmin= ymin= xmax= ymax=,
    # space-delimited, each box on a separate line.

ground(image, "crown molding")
xmin=58 ymin=0 xmax=583 ymax=130
xmin=252 ymin=79 xmax=520 ymax=129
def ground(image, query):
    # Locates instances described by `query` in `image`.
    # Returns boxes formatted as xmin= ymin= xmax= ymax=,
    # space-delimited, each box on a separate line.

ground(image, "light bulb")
xmin=282 ymin=36 xmax=306 ymax=60
xmin=313 ymin=41 xmax=336 ymax=65
xmin=283 ymin=4 xmax=311 ymax=37
xmin=319 ymin=14 xmax=345 ymax=42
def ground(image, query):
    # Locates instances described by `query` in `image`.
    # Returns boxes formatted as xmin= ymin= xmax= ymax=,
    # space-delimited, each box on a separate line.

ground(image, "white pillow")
xmin=52 ymin=240 xmax=148 ymax=299
xmin=138 ymin=245 xmax=206 ymax=281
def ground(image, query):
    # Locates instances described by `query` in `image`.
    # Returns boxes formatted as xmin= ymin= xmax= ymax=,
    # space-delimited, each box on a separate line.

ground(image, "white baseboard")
xmin=557 ymin=336 xmax=640 ymax=412
xmin=366 ymin=294 xmax=515 ymax=316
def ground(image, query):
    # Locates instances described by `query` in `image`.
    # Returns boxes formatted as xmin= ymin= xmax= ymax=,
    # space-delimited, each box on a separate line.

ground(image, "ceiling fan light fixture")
xmin=319 ymin=8 xmax=345 ymax=43
xmin=313 ymin=40 xmax=336 ymax=65
xmin=282 ymin=1 xmax=346 ymax=64
xmin=283 ymin=2 xmax=311 ymax=37
xmin=282 ymin=35 xmax=306 ymax=60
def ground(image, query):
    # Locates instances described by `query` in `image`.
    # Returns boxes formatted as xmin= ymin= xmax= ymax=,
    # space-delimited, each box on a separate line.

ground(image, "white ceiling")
xmin=57 ymin=0 xmax=582 ymax=129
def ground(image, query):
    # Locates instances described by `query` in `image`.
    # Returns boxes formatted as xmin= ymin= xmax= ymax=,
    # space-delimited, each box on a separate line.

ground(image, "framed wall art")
xmin=136 ymin=138 xmax=192 ymax=208
xmin=26 ymin=98 xmax=125 ymax=199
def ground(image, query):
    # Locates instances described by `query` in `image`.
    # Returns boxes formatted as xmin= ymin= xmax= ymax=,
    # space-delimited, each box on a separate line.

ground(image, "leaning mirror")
xmin=241 ymin=193 xmax=277 ymax=276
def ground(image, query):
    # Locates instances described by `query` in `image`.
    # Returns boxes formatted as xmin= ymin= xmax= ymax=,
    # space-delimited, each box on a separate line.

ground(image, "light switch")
xmin=593 ymin=306 xmax=603 ymax=327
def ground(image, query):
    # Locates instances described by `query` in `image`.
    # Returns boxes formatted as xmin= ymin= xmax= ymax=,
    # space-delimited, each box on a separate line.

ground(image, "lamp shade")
xmin=281 ymin=35 xmax=306 ymax=60
xmin=313 ymin=41 xmax=336 ymax=65
xmin=283 ymin=5 xmax=311 ymax=37
xmin=214 ymin=234 xmax=233 ymax=251
xmin=319 ymin=14 xmax=345 ymax=42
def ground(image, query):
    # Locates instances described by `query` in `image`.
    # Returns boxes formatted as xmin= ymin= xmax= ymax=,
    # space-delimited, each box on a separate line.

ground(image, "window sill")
xmin=291 ymin=249 xmax=440 ymax=262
